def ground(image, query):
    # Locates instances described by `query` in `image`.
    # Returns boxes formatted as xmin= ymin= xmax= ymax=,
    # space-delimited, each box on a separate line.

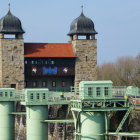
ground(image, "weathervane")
xmin=8 ymin=3 xmax=10 ymax=10
xmin=81 ymin=5 xmax=83 ymax=13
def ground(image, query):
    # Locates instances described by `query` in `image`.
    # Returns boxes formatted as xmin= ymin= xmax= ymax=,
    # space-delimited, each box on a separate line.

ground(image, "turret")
xmin=0 ymin=7 xmax=25 ymax=89
xmin=68 ymin=8 xmax=97 ymax=87
xmin=68 ymin=8 xmax=97 ymax=41
xmin=0 ymin=9 xmax=25 ymax=39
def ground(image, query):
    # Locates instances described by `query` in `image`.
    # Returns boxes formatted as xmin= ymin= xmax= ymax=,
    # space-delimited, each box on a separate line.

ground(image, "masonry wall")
xmin=0 ymin=39 xmax=24 ymax=89
xmin=72 ymin=39 xmax=97 ymax=87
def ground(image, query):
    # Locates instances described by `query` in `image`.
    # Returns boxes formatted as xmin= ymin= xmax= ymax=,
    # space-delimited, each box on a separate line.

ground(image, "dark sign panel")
xmin=29 ymin=65 xmax=74 ymax=76
xmin=42 ymin=66 xmax=57 ymax=75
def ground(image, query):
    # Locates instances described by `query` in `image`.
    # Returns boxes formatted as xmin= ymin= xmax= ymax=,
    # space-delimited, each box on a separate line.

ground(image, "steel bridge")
xmin=0 ymin=81 xmax=140 ymax=140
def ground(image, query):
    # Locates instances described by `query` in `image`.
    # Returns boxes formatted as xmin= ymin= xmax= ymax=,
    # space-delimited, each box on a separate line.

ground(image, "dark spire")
xmin=7 ymin=3 xmax=11 ymax=15
xmin=81 ymin=5 xmax=83 ymax=14
xmin=81 ymin=5 xmax=84 ymax=16
xmin=8 ymin=3 xmax=10 ymax=11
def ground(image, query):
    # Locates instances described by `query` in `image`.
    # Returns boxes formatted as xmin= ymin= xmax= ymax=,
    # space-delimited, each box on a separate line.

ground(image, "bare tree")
xmin=97 ymin=56 xmax=140 ymax=87
xmin=115 ymin=56 xmax=136 ymax=86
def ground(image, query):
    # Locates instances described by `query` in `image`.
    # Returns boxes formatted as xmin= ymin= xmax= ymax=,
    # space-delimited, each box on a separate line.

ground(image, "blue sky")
xmin=0 ymin=0 xmax=140 ymax=64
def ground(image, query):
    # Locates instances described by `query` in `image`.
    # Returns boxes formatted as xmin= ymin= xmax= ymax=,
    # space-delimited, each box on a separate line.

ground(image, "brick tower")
xmin=0 ymin=9 xmax=25 ymax=89
xmin=68 ymin=10 xmax=97 ymax=87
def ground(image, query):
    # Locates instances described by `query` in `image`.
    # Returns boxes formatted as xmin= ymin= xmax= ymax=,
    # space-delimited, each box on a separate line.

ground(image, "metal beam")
xmin=42 ymin=119 xmax=74 ymax=123
xmin=107 ymin=132 xmax=140 ymax=137
xmin=10 ymin=112 xmax=26 ymax=115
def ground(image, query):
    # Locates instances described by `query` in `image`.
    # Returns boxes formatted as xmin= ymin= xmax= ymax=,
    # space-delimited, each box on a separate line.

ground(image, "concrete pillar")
xmin=0 ymin=33 xmax=4 ymax=39
xmin=69 ymin=36 xmax=73 ymax=41
xmin=91 ymin=35 xmax=95 ymax=40
xmin=26 ymin=105 xmax=48 ymax=140
xmin=0 ymin=102 xmax=15 ymax=140
xmin=73 ymin=35 xmax=78 ymax=40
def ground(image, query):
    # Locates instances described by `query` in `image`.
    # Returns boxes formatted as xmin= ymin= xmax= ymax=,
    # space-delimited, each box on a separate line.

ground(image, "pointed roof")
xmin=68 ymin=11 xmax=97 ymax=35
xmin=0 ymin=10 xmax=25 ymax=34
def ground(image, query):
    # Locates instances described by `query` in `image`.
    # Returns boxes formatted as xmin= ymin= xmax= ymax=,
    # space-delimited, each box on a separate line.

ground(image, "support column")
xmin=0 ymin=102 xmax=15 ymax=140
xmin=105 ymin=112 xmax=109 ymax=140
xmin=80 ymin=112 xmax=105 ymax=140
xmin=26 ymin=105 xmax=48 ymax=140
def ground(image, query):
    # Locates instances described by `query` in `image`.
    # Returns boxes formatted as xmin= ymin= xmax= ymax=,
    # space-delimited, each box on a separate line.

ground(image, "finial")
xmin=8 ymin=3 xmax=10 ymax=11
xmin=81 ymin=5 xmax=83 ymax=13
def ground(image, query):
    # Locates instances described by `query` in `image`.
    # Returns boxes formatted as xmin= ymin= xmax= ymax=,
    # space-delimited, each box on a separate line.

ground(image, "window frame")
xmin=96 ymin=87 xmax=101 ymax=96
xmin=88 ymin=87 xmax=92 ymax=96
xmin=62 ymin=81 xmax=66 ymax=87
xmin=104 ymin=87 xmax=109 ymax=96
xmin=42 ymin=81 xmax=47 ymax=87
xmin=52 ymin=81 xmax=56 ymax=87
xmin=32 ymin=81 xmax=37 ymax=87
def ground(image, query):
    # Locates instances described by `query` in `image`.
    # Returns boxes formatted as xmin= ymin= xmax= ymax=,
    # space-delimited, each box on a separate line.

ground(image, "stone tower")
xmin=0 ymin=10 xmax=25 ymax=89
xmin=68 ymin=11 xmax=97 ymax=87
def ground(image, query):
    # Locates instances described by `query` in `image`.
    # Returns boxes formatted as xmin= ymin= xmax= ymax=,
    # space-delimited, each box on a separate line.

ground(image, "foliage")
xmin=97 ymin=54 xmax=140 ymax=87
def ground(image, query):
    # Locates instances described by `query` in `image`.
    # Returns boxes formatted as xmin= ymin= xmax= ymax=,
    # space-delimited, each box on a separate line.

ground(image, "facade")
xmin=24 ymin=43 xmax=75 ymax=91
xmin=0 ymin=9 xmax=97 ymax=91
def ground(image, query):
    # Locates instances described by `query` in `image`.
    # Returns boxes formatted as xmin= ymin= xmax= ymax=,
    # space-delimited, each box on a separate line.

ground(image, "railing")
xmin=13 ymin=91 xmax=76 ymax=102
xmin=112 ymin=86 xmax=127 ymax=96
xmin=15 ymin=90 xmax=25 ymax=101
xmin=0 ymin=86 xmax=140 ymax=103
xmin=45 ymin=91 xmax=75 ymax=102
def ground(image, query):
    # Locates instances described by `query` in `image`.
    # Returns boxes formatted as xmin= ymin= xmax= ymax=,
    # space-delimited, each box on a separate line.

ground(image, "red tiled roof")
xmin=24 ymin=43 xmax=76 ymax=57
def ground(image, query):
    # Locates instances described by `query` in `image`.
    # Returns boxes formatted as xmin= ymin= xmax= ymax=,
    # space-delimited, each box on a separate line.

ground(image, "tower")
xmin=0 ymin=9 xmax=25 ymax=89
xmin=68 ymin=10 xmax=98 ymax=87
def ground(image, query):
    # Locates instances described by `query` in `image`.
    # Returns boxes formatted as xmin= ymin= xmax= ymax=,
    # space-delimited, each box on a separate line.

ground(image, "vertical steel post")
xmin=26 ymin=105 xmax=48 ymax=140
xmin=105 ymin=112 xmax=109 ymax=140
xmin=0 ymin=102 xmax=15 ymax=140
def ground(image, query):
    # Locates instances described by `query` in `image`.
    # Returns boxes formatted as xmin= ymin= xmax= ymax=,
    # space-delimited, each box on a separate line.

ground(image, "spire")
xmin=8 ymin=3 xmax=10 ymax=11
xmin=80 ymin=5 xmax=84 ymax=16
xmin=81 ymin=5 xmax=83 ymax=13
xmin=7 ymin=3 xmax=11 ymax=14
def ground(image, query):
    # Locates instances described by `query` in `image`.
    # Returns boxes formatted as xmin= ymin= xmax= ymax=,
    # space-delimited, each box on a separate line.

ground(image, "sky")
xmin=0 ymin=0 xmax=140 ymax=65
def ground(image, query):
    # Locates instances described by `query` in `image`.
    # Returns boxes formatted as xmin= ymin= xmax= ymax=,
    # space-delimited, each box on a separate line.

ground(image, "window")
xmin=11 ymin=84 xmax=16 ymax=88
xmin=10 ymin=92 xmax=13 ymax=97
xmin=43 ymin=93 xmax=46 ymax=99
xmin=104 ymin=87 xmax=109 ymax=96
xmin=5 ymin=92 xmax=8 ymax=97
xmin=30 ymin=93 xmax=33 ymax=99
xmin=37 ymin=93 xmax=39 ymax=99
xmin=45 ymin=61 xmax=47 ymax=64
xmin=4 ymin=34 xmax=15 ymax=38
xmin=33 ymin=82 xmax=37 ymax=87
xmin=88 ymin=87 xmax=92 ymax=96
xmin=62 ymin=81 xmax=66 ymax=87
xmin=86 ymin=56 xmax=88 ymax=62
xmin=14 ymin=46 xmax=17 ymax=49
xmin=24 ymin=81 xmax=27 ymax=88
xmin=42 ymin=81 xmax=47 ymax=87
xmin=12 ymin=56 xmax=14 ymax=61
xmin=51 ymin=61 xmax=54 ymax=65
xmin=96 ymin=87 xmax=100 ymax=96
xmin=31 ymin=61 xmax=34 ymax=64
xmin=25 ymin=60 xmax=28 ymax=64
xmin=52 ymin=81 xmax=56 ymax=87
